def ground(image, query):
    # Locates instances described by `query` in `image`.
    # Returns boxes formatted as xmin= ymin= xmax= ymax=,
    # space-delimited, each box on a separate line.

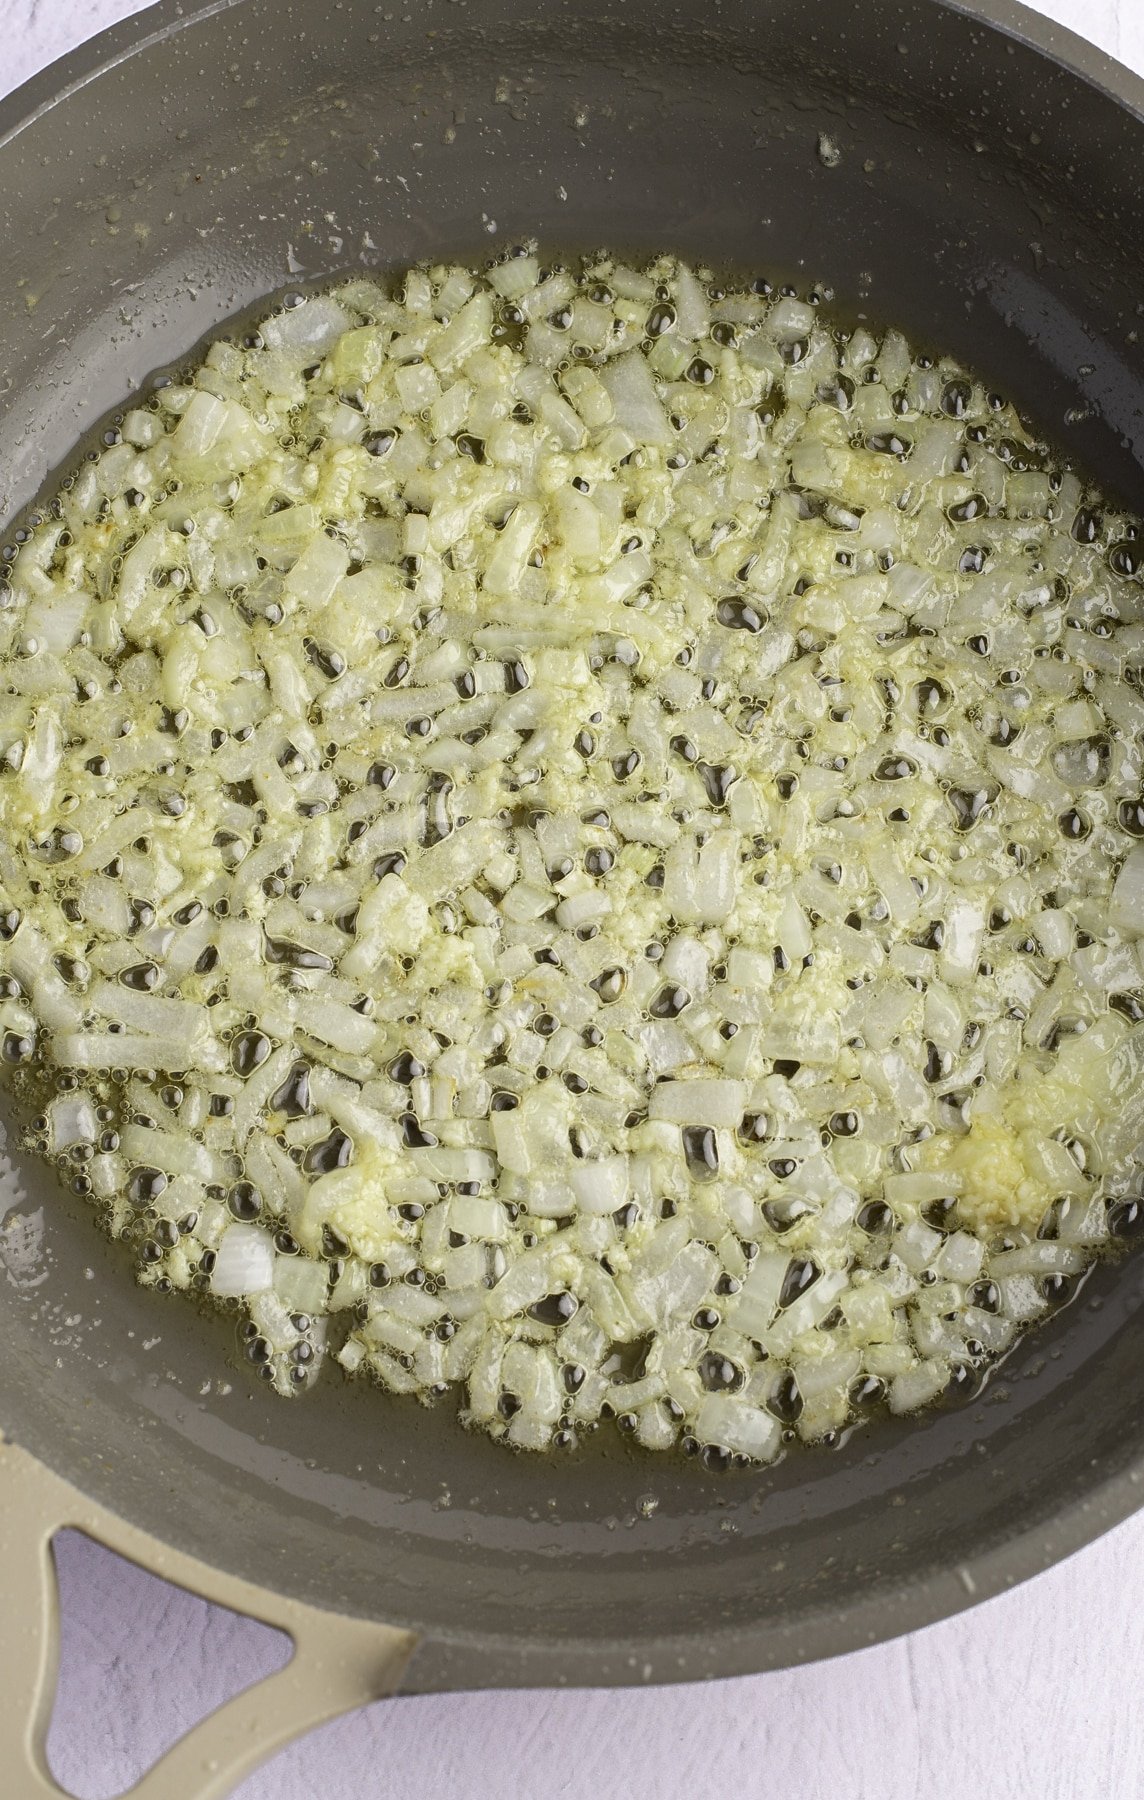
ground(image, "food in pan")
xmin=1 ymin=254 xmax=1142 ymax=1465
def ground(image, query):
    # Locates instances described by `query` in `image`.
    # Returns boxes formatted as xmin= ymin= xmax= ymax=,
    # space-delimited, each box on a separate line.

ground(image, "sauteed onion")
xmin=2 ymin=254 xmax=1143 ymax=1464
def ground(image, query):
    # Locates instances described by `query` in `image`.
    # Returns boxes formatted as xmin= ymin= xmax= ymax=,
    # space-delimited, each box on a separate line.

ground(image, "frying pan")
xmin=3 ymin=0 xmax=1144 ymax=1792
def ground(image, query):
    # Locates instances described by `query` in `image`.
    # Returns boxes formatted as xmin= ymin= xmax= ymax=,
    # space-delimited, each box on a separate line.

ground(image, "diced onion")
xmin=1 ymin=250 xmax=1142 ymax=1461
xmin=210 ymin=1224 xmax=276 ymax=1297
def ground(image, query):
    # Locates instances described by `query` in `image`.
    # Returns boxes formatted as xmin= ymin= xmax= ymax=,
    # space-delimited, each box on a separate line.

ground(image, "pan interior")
xmin=3 ymin=0 xmax=1144 ymax=1689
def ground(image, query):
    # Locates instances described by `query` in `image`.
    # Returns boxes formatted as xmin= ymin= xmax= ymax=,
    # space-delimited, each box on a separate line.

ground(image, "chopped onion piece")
xmin=210 ymin=1225 xmax=276 ymax=1297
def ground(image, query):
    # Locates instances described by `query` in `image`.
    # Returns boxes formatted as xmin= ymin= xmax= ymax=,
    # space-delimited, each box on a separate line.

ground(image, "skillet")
xmin=3 ymin=0 xmax=1144 ymax=1790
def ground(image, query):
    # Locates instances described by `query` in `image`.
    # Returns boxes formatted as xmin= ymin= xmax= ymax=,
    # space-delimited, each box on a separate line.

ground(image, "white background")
xmin=4 ymin=2 xmax=1144 ymax=1796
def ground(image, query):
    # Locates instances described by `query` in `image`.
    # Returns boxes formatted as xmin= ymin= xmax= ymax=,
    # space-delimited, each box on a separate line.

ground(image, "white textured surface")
xmin=4 ymin=2 xmax=1144 ymax=1796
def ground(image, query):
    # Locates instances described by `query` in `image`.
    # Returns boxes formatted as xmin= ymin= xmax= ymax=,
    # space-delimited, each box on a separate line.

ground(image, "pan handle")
xmin=0 ymin=1439 xmax=418 ymax=1800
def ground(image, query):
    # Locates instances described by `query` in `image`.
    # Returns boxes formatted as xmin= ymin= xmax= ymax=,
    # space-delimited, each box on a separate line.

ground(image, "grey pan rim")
xmin=2 ymin=0 xmax=1144 ymax=1693
xmin=4 ymin=0 xmax=1144 ymax=152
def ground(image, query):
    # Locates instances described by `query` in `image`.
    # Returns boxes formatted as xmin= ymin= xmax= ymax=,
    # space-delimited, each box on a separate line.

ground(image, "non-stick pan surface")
xmin=3 ymin=0 xmax=1144 ymax=1697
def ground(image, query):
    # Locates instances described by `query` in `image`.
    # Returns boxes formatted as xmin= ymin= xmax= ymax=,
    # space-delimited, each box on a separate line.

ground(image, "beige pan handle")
xmin=0 ymin=1439 xmax=418 ymax=1800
